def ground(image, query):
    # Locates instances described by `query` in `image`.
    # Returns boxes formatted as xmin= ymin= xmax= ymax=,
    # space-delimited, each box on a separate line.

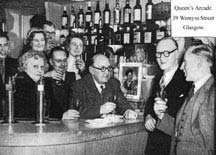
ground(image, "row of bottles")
xmin=61 ymin=0 xmax=154 ymax=30
xmin=81 ymin=21 xmax=169 ymax=46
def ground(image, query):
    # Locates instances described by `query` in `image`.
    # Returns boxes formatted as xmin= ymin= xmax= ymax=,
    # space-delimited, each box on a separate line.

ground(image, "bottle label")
xmin=70 ymin=15 xmax=75 ymax=27
xmin=133 ymin=31 xmax=141 ymax=43
xmin=86 ymin=14 xmax=92 ymax=22
xmin=38 ymin=85 xmax=44 ymax=91
xmin=94 ymin=13 xmax=100 ymax=24
xmin=62 ymin=17 xmax=68 ymax=27
xmin=124 ymin=9 xmax=131 ymax=23
xmin=134 ymin=9 xmax=141 ymax=21
xmin=78 ymin=14 xmax=84 ymax=27
xmin=144 ymin=32 xmax=152 ymax=43
xmin=156 ymin=31 xmax=165 ymax=40
xmin=146 ymin=5 xmax=152 ymax=20
xmin=123 ymin=33 xmax=130 ymax=44
xmin=104 ymin=12 xmax=110 ymax=24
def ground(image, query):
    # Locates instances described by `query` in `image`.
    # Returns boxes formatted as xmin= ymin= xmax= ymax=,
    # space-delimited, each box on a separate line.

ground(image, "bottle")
xmin=86 ymin=1 xmax=93 ymax=28
xmin=36 ymin=77 xmax=46 ymax=125
xmin=94 ymin=1 xmax=101 ymax=28
xmin=145 ymin=0 xmax=153 ymax=23
xmin=91 ymin=27 xmax=97 ymax=45
xmin=123 ymin=26 xmax=131 ymax=44
xmin=133 ymin=0 xmax=142 ymax=24
xmin=77 ymin=5 xmax=84 ymax=28
xmin=133 ymin=24 xmax=142 ymax=44
xmin=144 ymin=23 xmax=153 ymax=44
xmin=103 ymin=0 xmax=111 ymax=25
xmin=61 ymin=6 xmax=68 ymax=29
xmin=96 ymin=17 xmax=104 ymax=45
xmin=123 ymin=0 xmax=131 ymax=25
xmin=115 ymin=25 xmax=123 ymax=44
xmin=69 ymin=4 xmax=76 ymax=29
xmin=113 ymin=0 xmax=121 ymax=25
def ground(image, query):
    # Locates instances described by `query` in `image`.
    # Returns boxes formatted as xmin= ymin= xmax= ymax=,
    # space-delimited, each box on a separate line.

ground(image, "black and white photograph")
xmin=0 ymin=0 xmax=215 ymax=155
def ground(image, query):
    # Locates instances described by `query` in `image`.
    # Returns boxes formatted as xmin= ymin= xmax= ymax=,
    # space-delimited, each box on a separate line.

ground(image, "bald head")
xmin=92 ymin=54 xmax=110 ymax=67
xmin=157 ymin=37 xmax=178 ymax=50
xmin=90 ymin=54 xmax=111 ymax=84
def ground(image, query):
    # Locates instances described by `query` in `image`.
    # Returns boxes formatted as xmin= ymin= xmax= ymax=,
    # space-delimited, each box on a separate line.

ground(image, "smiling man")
xmin=144 ymin=37 xmax=190 ymax=155
xmin=68 ymin=54 xmax=137 ymax=119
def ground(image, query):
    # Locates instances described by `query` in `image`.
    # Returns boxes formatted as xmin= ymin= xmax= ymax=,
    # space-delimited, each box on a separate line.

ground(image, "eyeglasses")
xmin=92 ymin=65 xmax=113 ymax=72
xmin=155 ymin=48 xmax=177 ymax=58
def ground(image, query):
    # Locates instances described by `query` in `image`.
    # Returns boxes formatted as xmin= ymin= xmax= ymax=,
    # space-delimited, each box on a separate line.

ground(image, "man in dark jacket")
xmin=68 ymin=54 xmax=137 ymax=119
xmin=144 ymin=37 xmax=191 ymax=155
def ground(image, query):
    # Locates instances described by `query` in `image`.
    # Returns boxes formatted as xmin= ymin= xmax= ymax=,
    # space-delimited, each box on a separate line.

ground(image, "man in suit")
xmin=144 ymin=37 xmax=191 ymax=155
xmin=45 ymin=46 xmax=78 ymax=119
xmin=168 ymin=44 xmax=215 ymax=155
xmin=69 ymin=54 xmax=137 ymax=119
xmin=0 ymin=32 xmax=18 ymax=84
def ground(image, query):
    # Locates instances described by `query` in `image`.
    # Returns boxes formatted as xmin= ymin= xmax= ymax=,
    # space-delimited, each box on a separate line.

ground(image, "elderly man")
xmin=68 ymin=54 xmax=137 ymax=119
xmin=144 ymin=37 xmax=190 ymax=155
xmin=0 ymin=32 xmax=18 ymax=84
xmin=169 ymin=44 xmax=215 ymax=155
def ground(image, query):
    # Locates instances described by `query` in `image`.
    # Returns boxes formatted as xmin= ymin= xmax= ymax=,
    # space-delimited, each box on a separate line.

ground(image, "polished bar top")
xmin=0 ymin=117 xmax=145 ymax=147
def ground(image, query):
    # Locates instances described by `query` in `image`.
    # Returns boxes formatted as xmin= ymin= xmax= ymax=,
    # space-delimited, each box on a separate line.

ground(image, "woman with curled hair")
xmin=22 ymin=28 xmax=47 ymax=55
xmin=14 ymin=49 xmax=48 ymax=120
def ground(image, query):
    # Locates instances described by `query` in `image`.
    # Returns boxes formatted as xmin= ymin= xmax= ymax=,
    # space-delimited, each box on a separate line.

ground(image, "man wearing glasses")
xmin=67 ymin=54 xmax=137 ymax=119
xmin=144 ymin=37 xmax=190 ymax=155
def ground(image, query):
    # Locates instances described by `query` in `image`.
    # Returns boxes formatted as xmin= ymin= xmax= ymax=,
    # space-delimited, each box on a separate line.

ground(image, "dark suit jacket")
xmin=170 ymin=76 xmax=215 ymax=155
xmin=144 ymin=68 xmax=191 ymax=155
xmin=5 ymin=56 xmax=18 ymax=83
xmin=45 ymin=72 xmax=76 ymax=119
xmin=70 ymin=74 xmax=133 ymax=119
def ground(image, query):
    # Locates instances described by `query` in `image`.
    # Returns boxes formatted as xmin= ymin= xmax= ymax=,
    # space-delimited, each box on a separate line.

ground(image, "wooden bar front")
xmin=0 ymin=118 xmax=148 ymax=155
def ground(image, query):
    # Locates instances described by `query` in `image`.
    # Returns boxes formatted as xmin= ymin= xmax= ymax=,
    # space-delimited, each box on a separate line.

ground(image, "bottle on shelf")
xmin=113 ymin=0 xmax=121 ymax=25
xmin=96 ymin=17 xmax=105 ymax=45
xmin=85 ymin=1 xmax=93 ymax=28
xmin=133 ymin=0 xmax=142 ymax=25
xmin=133 ymin=24 xmax=142 ymax=44
xmin=61 ymin=6 xmax=68 ymax=29
xmin=143 ymin=23 xmax=154 ymax=44
xmin=155 ymin=21 xmax=166 ymax=42
xmin=94 ymin=1 xmax=101 ymax=28
xmin=77 ymin=5 xmax=84 ymax=28
xmin=103 ymin=0 xmax=111 ymax=26
xmin=69 ymin=4 xmax=76 ymax=29
xmin=123 ymin=0 xmax=131 ymax=26
xmin=145 ymin=0 xmax=154 ymax=23
xmin=91 ymin=27 xmax=97 ymax=45
xmin=115 ymin=25 xmax=123 ymax=44
xmin=123 ymin=26 xmax=131 ymax=45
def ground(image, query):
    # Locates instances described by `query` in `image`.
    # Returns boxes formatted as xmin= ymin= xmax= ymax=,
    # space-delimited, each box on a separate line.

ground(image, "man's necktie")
xmin=100 ymin=85 xmax=104 ymax=94
xmin=160 ymin=75 xmax=166 ymax=91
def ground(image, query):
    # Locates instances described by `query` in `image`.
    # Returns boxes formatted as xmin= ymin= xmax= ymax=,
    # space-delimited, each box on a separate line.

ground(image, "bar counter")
xmin=0 ymin=117 xmax=148 ymax=155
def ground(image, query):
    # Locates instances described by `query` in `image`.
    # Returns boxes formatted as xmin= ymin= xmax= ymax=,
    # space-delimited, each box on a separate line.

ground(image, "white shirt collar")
xmin=92 ymin=76 xmax=105 ymax=93
xmin=162 ymin=65 xmax=178 ymax=86
xmin=194 ymin=74 xmax=212 ymax=93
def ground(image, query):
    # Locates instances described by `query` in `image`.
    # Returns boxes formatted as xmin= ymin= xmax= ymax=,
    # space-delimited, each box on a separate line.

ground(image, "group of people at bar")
xmin=0 ymin=18 xmax=215 ymax=155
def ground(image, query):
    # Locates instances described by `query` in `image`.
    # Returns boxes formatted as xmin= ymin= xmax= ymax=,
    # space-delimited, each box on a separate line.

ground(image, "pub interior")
xmin=0 ymin=0 xmax=215 ymax=155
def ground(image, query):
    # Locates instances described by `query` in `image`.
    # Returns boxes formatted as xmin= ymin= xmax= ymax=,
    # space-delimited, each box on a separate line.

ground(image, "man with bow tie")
xmin=144 ymin=37 xmax=191 ymax=155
